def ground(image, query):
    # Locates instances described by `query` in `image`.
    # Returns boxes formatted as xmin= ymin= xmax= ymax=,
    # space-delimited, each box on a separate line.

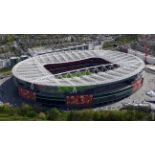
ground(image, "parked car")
xmin=146 ymin=90 xmax=155 ymax=97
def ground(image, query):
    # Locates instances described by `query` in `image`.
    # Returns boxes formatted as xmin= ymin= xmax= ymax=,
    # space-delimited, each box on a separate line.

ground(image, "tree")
xmin=38 ymin=112 xmax=47 ymax=120
xmin=93 ymin=111 xmax=101 ymax=121
xmin=47 ymin=108 xmax=62 ymax=120
xmin=17 ymin=104 xmax=36 ymax=117
xmin=67 ymin=110 xmax=94 ymax=121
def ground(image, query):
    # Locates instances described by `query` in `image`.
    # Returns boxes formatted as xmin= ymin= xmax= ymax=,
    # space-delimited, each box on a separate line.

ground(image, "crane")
xmin=140 ymin=35 xmax=150 ymax=64
xmin=144 ymin=43 xmax=149 ymax=64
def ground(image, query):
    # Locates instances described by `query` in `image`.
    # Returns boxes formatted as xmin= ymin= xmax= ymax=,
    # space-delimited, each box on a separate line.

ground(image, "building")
xmin=27 ymin=44 xmax=93 ymax=56
xmin=12 ymin=50 xmax=145 ymax=108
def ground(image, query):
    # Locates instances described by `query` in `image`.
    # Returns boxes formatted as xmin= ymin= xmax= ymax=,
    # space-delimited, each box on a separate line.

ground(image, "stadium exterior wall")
xmin=13 ymin=71 xmax=144 ymax=108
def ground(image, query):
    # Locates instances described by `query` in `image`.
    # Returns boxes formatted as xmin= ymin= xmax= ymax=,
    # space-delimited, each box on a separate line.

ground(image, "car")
xmin=146 ymin=90 xmax=155 ymax=97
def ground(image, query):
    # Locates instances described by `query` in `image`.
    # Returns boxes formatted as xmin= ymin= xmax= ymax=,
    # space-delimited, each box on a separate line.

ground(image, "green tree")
xmin=67 ymin=110 xmax=94 ymax=121
xmin=38 ymin=112 xmax=47 ymax=120
xmin=93 ymin=111 xmax=102 ymax=121
xmin=17 ymin=104 xmax=37 ymax=118
xmin=47 ymin=108 xmax=62 ymax=120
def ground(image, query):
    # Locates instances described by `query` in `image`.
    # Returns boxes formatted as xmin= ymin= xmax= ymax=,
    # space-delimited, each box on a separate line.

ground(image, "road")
xmin=95 ymin=70 xmax=155 ymax=110
xmin=0 ymin=77 xmax=25 ymax=106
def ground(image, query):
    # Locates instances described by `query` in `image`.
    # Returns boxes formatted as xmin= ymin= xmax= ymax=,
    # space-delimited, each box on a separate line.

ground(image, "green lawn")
xmin=60 ymin=71 xmax=92 ymax=79
xmin=0 ymin=67 xmax=12 ymax=76
xmin=0 ymin=113 xmax=35 ymax=121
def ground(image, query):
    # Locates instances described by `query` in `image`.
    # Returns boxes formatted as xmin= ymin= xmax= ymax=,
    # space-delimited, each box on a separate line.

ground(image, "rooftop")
xmin=12 ymin=50 xmax=145 ymax=87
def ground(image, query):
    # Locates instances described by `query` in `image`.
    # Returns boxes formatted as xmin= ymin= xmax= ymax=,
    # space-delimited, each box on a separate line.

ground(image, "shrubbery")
xmin=67 ymin=108 xmax=151 ymax=121
xmin=0 ymin=103 xmax=153 ymax=121
xmin=47 ymin=108 xmax=62 ymax=120
xmin=38 ymin=112 xmax=46 ymax=120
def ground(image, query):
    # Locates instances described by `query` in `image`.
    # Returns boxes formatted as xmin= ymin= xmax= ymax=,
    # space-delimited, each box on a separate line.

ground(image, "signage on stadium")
xmin=132 ymin=79 xmax=143 ymax=92
xmin=66 ymin=95 xmax=93 ymax=105
xmin=18 ymin=87 xmax=36 ymax=101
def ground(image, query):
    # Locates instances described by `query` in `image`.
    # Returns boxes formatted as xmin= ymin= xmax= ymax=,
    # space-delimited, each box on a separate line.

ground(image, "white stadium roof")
xmin=12 ymin=50 xmax=145 ymax=87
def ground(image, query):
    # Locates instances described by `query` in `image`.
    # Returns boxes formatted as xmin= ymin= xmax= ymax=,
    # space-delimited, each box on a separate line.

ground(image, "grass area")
xmin=0 ymin=67 xmax=12 ymax=76
xmin=59 ymin=71 xmax=92 ymax=79
xmin=0 ymin=113 xmax=34 ymax=121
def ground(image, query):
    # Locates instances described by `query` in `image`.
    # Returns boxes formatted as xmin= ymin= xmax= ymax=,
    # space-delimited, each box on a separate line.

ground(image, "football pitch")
xmin=59 ymin=71 xmax=92 ymax=79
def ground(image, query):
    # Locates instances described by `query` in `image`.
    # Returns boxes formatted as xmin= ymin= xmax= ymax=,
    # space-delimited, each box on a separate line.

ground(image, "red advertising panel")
xmin=132 ymin=79 xmax=142 ymax=92
xmin=66 ymin=95 xmax=93 ymax=105
xmin=18 ymin=87 xmax=36 ymax=101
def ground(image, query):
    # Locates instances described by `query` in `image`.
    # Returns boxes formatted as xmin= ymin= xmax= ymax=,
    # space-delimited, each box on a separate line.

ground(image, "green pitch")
xmin=60 ymin=71 xmax=92 ymax=79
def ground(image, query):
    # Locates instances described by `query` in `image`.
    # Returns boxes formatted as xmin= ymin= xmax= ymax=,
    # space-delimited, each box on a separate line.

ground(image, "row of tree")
xmin=0 ymin=103 xmax=152 ymax=121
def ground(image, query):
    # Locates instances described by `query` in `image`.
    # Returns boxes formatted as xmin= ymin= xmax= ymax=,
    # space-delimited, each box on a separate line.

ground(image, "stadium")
xmin=12 ymin=50 xmax=145 ymax=108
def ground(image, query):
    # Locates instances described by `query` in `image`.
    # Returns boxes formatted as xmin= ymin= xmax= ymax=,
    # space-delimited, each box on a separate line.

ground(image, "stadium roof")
xmin=12 ymin=50 xmax=145 ymax=87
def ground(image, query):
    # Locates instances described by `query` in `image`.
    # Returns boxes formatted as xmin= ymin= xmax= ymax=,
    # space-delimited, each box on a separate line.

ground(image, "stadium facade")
xmin=12 ymin=50 xmax=145 ymax=108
